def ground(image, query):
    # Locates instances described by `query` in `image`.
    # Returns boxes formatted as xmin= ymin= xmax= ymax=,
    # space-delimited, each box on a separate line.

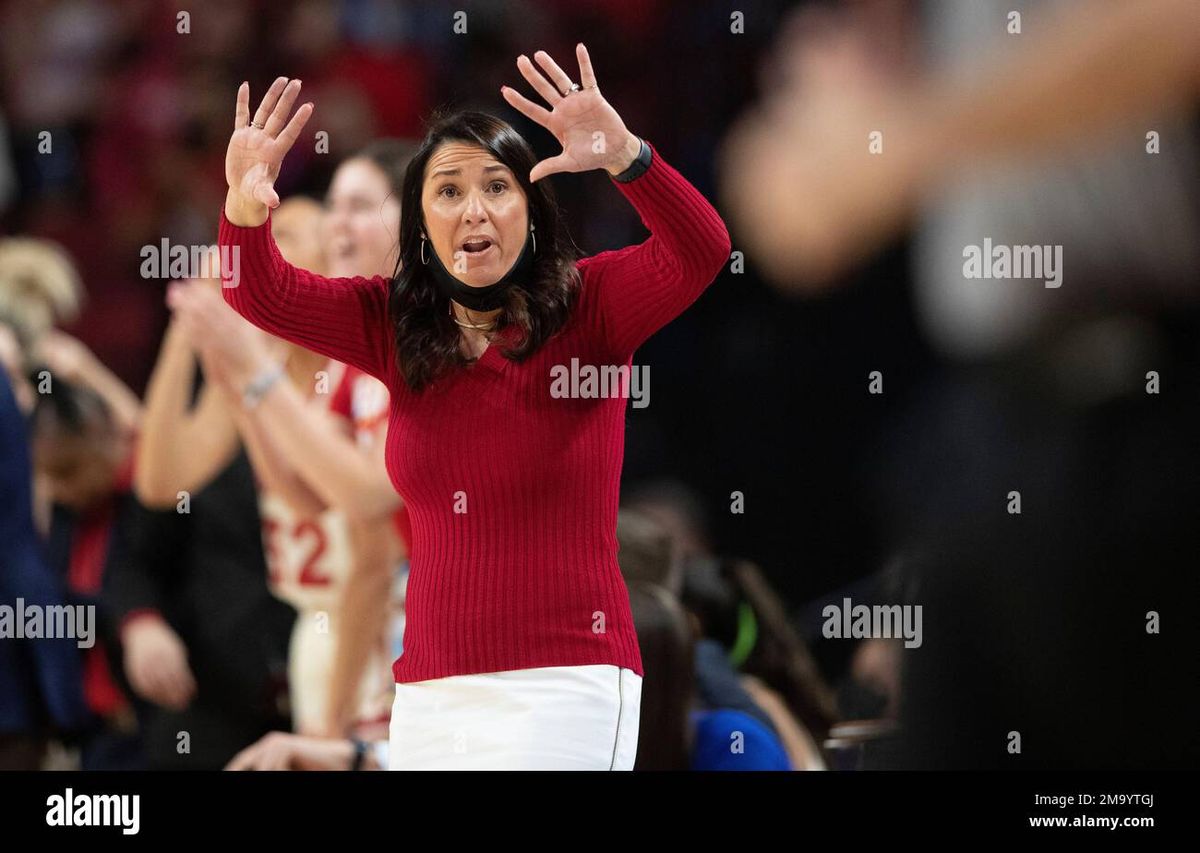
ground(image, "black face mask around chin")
xmin=424 ymin=228 xmax=535 ymax=313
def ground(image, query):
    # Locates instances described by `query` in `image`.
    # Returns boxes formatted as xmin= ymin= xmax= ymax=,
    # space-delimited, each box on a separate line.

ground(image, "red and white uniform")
xmin=328 ymin=364 xmax=410 ymax=737
xmin=257 ymin=361 xmax=399 ymax=735
xmin=260 ymin=498 xmax=353 ymax=736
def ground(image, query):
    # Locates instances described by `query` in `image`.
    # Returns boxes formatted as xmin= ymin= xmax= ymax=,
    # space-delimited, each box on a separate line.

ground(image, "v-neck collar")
xmin=471 ymin=324 xmax=516 ymax=374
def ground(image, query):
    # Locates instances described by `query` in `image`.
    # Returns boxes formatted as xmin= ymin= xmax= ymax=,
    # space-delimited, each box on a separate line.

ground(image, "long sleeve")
xmin=577 ymin=143 xmax=731 ymax=360
xmin=102 ymin=498 xmax=184 ymax=630
xmin=218 ymin=209 xmax=394 ymax=382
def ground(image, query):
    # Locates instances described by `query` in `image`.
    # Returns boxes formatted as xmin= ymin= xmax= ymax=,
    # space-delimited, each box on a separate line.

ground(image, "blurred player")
xmin=170 ymin=143 xmax=415 ymax=739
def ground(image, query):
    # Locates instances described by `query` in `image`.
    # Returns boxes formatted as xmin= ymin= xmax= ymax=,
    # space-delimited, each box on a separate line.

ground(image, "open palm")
xmin=502 ymin=44 xmax=639 ymax=181
xmin=225 ymin=77 xmax=314 ymax=209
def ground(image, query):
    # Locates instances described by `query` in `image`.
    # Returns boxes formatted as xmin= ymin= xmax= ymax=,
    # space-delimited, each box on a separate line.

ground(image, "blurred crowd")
xmin=3 ymin=0 xmax=1199 ymax=771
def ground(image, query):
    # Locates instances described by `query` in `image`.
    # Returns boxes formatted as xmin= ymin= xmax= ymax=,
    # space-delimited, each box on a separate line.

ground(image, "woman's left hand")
xmin=502 ymin=44 xmax=642 ymax=182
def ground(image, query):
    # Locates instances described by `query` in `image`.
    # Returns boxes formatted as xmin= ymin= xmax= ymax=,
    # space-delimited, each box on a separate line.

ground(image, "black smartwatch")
xmin=612 ymin=137 xmax=652 ymax=183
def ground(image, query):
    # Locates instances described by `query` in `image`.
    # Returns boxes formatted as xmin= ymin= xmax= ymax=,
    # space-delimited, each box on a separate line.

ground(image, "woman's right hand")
xmin=224 ymin=77 xmax=313 ymax=226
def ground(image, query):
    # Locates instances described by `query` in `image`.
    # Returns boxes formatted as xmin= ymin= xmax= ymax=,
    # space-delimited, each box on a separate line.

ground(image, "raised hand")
xmin=225 ymin=78 xmax=314 ymax=223
xmin=501 ymin=44 xmax=642 ymax=182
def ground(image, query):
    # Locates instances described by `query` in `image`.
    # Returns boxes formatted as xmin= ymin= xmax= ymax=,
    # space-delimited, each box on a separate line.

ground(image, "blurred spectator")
xmin=629 ymin=582 xmax=792 ymax=771
xmin=621 ymin=489 xmax=836 ymax=746
xmin=113 ymin=274 xmax=295 ymax=767
xmin=0 ymin=236 xmax=83 ymax=355
xmin=0 ymin=369 xmax=88 ymax=769
xmin=616 ymin=507 xmax=681 ymax=594
xmin=618 ymin=507 xmax=826 ymax=768
xmin=30 ymin=378 xmax=144 ymax=769
xmin=625 ymin=478 xmax=713 ymax=566
xmin=0 ymin=322 xmax=32 ymax=411
xmin=106 ymin=461 xmax=295 ymax=770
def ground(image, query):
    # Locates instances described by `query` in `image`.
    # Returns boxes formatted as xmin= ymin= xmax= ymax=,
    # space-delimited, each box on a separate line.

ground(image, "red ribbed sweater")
xmin=219 ymin=145 xmax=730 ymax=683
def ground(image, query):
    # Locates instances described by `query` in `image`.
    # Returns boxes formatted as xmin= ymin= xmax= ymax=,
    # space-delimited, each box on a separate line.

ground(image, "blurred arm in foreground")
xmin=721 ymin=0 xmax=1200 ymax=288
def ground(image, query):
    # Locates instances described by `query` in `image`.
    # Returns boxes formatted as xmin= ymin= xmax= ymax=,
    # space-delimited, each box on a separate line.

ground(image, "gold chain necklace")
xmin=449 ymin=303 xmax=498 ymax=333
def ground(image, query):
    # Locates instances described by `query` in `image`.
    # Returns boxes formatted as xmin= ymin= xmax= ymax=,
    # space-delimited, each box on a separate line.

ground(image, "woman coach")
xmin=218 ymin=44 xmax=730 ymax=769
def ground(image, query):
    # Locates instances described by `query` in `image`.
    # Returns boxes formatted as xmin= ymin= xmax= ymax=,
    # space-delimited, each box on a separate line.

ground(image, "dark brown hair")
xmin=387 ymin=111 xmax=580 ymax=391
xmin=28 ymin=373 xmax=113 ymax=438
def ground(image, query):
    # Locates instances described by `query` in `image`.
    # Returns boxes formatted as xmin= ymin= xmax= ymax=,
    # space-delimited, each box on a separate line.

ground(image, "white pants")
xmin=387 ymin=664 xmax=641 ymax=770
